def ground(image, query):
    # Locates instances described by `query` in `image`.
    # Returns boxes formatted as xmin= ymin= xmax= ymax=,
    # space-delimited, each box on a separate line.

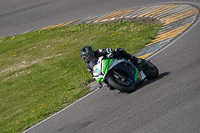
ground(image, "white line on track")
xmin=23 ymin=88 xmax=99 ymax=133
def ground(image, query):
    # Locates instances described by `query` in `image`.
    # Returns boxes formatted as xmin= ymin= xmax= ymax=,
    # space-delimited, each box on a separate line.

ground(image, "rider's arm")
xmin=95 ymin=49 xmax=107 ymax=57
xmin=95 ymin=48 xmax=113 ymax=58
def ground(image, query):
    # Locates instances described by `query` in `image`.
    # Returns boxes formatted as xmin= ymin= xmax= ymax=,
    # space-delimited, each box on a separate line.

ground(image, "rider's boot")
xmin=130 ymin=55 xmax=147 ymax=68
xmin=137 ymin=59 xmax=148 ymax=69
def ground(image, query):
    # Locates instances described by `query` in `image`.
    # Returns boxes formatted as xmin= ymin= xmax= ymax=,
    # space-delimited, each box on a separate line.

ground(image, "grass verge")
xmin=0 ymin=21 xmax=162 ymax=132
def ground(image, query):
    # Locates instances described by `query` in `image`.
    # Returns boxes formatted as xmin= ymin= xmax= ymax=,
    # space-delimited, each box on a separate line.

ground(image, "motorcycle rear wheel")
xmin=142 ymin=61 xmax=159 ymax=80
xmin=107 ymin=76 xmax=135 ymax=93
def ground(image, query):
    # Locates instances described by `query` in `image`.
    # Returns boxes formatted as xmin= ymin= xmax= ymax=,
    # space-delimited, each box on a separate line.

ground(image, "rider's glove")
xmin=106 ymin=48 xmax=114 ymax=58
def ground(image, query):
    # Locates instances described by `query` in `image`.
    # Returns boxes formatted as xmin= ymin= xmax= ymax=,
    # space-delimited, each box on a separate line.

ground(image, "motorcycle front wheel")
xmin=107 ymin=76 xmax=135 ymax=93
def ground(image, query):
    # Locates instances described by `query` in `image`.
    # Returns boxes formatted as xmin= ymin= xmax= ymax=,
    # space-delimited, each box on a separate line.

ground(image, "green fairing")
xmin=97 ymin=77 xmax=104 ymax=83
xmin=102 ymin=59 xmax=115 ymax=74
xmin=135 ymin=67 xmax=139 ymax=81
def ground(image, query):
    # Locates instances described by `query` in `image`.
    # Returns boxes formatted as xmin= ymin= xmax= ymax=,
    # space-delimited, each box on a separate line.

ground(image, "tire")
xmin=142 ymin=62 xmax=159 ymax=80
xmin=107 ymin=76 xmax=135 ymax=93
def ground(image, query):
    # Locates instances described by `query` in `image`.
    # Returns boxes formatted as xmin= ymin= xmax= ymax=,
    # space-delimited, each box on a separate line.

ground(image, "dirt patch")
xmin=0 ymin=61 xmax=37 ymax=74
xmin=1 ymin=53 xmax=64 ymax=75
xmin=92 ymin=16 xmax=161 ymax=25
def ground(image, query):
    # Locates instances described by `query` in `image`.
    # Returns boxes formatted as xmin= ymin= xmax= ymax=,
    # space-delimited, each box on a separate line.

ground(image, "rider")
xmin=80 ymin=46 xmax=145 ymax=76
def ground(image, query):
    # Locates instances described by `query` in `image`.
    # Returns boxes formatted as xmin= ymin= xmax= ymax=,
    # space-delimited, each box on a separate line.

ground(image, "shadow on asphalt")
xmin=135 ymin=71 xmax=171 ymax=92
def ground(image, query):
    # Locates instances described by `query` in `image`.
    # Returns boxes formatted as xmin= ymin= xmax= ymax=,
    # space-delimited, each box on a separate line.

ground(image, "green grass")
xmin=0 ymin=21 xmax=162 ymax=132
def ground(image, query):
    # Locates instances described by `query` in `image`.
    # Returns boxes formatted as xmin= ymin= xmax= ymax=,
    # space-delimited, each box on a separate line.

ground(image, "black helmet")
xmin=81 ymin=46 xmax=94 ymax=63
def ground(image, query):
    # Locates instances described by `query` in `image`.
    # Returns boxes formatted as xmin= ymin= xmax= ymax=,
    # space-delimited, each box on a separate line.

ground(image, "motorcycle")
xmin=89 ymin=56 xmax=159 ymax=92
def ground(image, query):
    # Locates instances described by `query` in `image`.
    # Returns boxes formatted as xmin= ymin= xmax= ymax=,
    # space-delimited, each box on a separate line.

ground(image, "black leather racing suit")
xmin=86 ymin=48 xmax=139 ymax=75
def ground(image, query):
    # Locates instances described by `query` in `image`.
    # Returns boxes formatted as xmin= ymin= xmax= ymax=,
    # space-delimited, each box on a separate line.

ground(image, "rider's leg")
xmin=114 ymin=48 xmax=142 ymax=66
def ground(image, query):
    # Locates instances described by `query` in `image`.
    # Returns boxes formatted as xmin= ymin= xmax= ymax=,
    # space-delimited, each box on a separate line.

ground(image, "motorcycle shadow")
xmin=119 ymin=72 xmax=171 ymax=94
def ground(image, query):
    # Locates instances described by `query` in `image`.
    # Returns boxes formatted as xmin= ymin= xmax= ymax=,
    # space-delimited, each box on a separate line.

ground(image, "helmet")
xmin=81 ymin=46 xmax=94 ymax=63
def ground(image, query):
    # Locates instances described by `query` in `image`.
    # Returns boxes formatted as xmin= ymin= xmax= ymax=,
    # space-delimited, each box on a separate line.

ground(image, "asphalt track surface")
xmin=1 ymin=0 xmax=200 ymax=133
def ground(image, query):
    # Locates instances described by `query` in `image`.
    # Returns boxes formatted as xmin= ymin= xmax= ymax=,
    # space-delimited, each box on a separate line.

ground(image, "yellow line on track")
xmin=162 ymin=8 xmax=199 ymax=25
xmin=138 ymin=4 xmax=181 ymax=17
xmin=40 ymin=20 xmax=79 ymax=30
xmin=93 ymin=9 xmax=136 ymax=23
xmin=146 ymin=23 xmax=192 ymax=46
xmin=148 ymin=4 xmax=182 ymax=17
xmin=138 ymin=52 xmax=155 ymax=59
